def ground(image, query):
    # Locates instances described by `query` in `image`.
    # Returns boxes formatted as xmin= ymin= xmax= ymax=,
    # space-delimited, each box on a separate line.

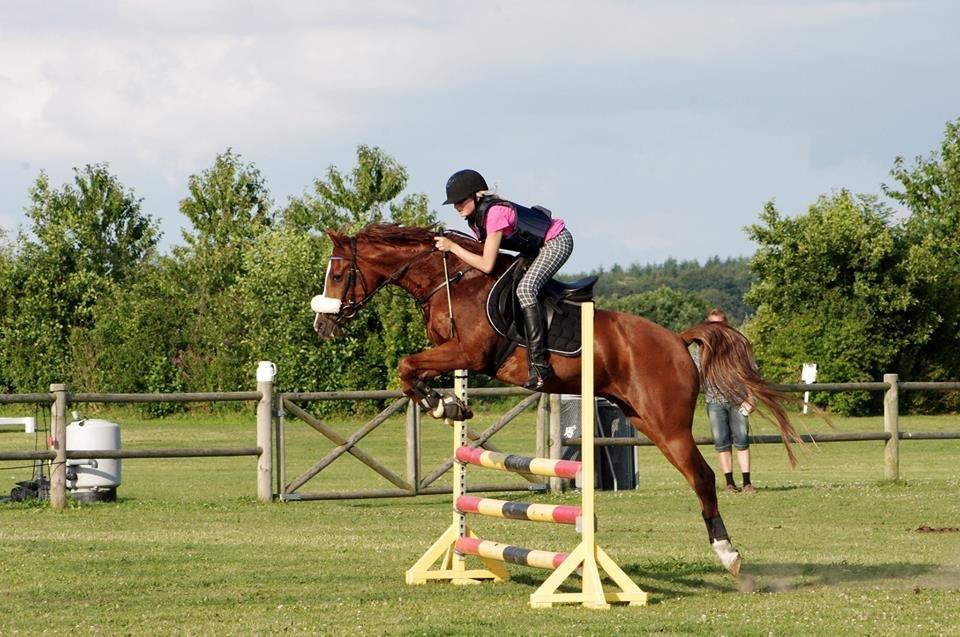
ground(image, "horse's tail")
xmin=681 ymin=321 xmax=803 ymax=466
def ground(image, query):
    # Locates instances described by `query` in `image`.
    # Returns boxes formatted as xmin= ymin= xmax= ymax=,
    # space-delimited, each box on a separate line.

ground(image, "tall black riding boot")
xmin=521 ymin=304 xmax=554 ymax=390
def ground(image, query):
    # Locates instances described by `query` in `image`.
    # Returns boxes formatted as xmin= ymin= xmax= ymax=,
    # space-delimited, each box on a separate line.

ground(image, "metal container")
xmin=559 ymin=395 xmax=638 ymax=490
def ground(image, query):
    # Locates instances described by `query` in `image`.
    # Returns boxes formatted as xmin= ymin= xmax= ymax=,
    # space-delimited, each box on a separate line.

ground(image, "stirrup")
xmin=524 ymin=364 xmax=555 ymax=390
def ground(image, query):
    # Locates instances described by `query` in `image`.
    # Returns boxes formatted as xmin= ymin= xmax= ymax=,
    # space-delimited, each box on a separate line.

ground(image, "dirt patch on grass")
xmin=912 ymin=525 xmax=959 ymax=533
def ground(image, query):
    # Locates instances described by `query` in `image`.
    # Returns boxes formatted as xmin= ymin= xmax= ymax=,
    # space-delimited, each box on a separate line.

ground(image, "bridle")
xmin=324 ymin=236 xmax=462 ymax=331
xmin=329 ymin=236 xmax=369 ymax=325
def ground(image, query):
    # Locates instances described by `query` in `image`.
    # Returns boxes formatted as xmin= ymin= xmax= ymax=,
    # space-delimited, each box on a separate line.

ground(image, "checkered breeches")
xmin=516 ymin=229 xmax=574 ymax=308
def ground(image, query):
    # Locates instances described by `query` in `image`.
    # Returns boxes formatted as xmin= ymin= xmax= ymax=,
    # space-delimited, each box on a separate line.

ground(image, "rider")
xmin=433 ymin=169 xmax=574 ymax=390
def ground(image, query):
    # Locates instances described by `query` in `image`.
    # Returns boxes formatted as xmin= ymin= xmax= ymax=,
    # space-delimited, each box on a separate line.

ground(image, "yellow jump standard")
xmin=405 ymin=303 xmax=647 ymax=609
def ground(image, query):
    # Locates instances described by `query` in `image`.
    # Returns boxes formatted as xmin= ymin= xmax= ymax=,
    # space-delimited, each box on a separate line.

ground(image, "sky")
xmin=1 ymin=1 xmax=958 ymax=274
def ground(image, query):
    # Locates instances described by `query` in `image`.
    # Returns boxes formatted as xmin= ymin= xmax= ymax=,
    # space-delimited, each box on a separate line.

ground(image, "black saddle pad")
xmin=485 ymin=259 xmax=597 ymax=358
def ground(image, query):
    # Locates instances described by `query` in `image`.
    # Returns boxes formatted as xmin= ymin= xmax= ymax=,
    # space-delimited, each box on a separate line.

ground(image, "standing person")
xmin=433 ymin=169 xmax=574 ymax=390
xmin=696 ymin=308 xmax=757 ymax=493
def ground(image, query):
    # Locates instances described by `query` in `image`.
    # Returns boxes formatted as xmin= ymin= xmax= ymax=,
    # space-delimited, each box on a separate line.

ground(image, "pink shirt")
xmin=479 ymin=204 xmax=566 ymax=242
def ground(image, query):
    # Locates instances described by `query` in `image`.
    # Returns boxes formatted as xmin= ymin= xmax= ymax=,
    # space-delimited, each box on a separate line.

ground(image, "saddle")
xmin=485 ymin=258 xmax=598 ymax=372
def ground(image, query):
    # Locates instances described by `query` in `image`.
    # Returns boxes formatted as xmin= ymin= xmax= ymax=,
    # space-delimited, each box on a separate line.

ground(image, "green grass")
xmin=1 ymin=402 xmax=958 ymax=636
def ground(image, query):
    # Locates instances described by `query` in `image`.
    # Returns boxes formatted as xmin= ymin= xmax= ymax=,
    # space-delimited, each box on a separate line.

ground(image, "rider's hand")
xmin=434 ymin=236 xmax=452 ymax=252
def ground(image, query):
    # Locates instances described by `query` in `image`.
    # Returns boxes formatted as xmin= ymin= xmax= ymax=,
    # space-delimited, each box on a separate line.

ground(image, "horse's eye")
xmin=332 ymin=274 xmax=343 ymax=283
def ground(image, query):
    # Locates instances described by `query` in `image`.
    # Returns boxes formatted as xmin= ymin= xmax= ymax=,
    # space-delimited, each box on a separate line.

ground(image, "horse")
xmin=311 ymin=222 xmax=801 ymax=577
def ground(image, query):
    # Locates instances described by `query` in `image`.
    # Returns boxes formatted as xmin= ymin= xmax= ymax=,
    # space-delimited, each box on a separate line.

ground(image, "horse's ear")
xmin=325 ymin=229 xmax=346 ymax=248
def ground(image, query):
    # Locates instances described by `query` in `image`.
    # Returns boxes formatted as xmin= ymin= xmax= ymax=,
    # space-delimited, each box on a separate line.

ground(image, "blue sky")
xmin=1 ymin=1 xmax=957 ymax=273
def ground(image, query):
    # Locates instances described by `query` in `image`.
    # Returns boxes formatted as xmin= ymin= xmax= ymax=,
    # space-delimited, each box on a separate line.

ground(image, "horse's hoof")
xmin=728 ymin=554 xmax=742 ymax=577
xmin=711 ymin=539 xmax=741 ymax=576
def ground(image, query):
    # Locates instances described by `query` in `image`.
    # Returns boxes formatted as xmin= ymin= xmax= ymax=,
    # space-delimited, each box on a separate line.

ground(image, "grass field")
xmin=1 ymin=399 xmax=958 ymax=636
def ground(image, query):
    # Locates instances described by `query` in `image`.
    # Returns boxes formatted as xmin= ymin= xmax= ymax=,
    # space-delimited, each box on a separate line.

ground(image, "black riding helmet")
xmin=443 ymin=169 xmax=488 ymax=205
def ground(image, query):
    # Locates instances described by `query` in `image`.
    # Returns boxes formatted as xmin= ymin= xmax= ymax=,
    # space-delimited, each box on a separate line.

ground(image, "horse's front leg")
xmin=398 ymin=342 xmax=484 ymax=421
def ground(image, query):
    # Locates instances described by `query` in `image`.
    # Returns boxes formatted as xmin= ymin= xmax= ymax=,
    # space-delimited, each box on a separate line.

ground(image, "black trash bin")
xmin=559 ymin=394 xmax=638 ymax=490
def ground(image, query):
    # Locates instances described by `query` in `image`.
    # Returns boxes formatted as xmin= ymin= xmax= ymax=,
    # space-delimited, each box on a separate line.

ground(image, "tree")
xmin=566 ymin=256 xmax=755 ymax=323
xmin=167 ymin=150 xmax=276 ymax=392
xmin=233 ymin=227 xmax=389 ymax=402
xmin=281 ymin=145 xmax=417 ymax=232
xmin=744 ymin=191 xmax=922 ymax=415
xmin=178 ymin=148 xmax=274 ymax=292
xmin=279 ymin=146 xmax=437 ymax=393
xmin=883 ymin=118 xmax=960 ymax=408
xmin=599 ymin=286 xmax=711 ymax=332
xmin=0 ymin=230 xmax=15 ymax=390
xmin=0 ymin=166 xmax=159 ymax=391
xmin=80 ymin=256 xmax=189 ymax=412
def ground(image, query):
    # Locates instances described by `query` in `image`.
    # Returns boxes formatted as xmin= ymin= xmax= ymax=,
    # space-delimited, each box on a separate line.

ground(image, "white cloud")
xmin=0 ymin=0 xmax=957 ymax=269
xmin=0 ymin=0 xmax=933 ymax=167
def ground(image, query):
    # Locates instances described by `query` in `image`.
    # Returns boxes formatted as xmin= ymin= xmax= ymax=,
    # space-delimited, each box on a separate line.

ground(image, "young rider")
xmin=433 ymin=169 xmax=574 ymax=390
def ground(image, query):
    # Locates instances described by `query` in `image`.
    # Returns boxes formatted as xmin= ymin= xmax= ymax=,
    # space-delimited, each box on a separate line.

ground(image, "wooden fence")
xmin=565 ymin=374 xmax=960 ymax=482
xmin=3 ymin=371 xmax=960 ymax=508
xmin=277 ymin=386 xmax=548 ymax=501
xmin=0 ymin=377 xmax=273 ymax=509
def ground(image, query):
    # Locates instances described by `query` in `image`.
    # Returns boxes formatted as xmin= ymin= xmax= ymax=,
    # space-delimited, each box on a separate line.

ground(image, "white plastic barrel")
xmin=65 ymin=419 xmax=121 ymax=499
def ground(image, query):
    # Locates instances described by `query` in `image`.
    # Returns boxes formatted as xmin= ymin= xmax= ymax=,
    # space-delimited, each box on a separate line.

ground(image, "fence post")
xmin=405 ymin=400 xmax=420 ymax=494
xmin=49 ymin=383 xmax=68 ymax=510
xmin=256 ymin=362 xmax=275 ymax=502
xmin=536 ymin=394 xmax=548 ymax=459
xmin=883 ymin=373 xmax=899 ymax=481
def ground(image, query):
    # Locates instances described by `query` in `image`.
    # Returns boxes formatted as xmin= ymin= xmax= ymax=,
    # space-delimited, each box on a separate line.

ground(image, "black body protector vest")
xmin=468 ymin=196 xmax=552 ymax=257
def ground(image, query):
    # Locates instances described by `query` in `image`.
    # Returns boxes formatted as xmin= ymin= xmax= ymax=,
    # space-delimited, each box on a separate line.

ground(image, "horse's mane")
xmin=358 ymin=223 xmax=482 ymax=253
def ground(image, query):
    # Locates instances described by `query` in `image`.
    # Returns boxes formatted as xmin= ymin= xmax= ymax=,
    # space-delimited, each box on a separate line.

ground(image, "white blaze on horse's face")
xmin=311 ymin=257 xmax=344 ymax=315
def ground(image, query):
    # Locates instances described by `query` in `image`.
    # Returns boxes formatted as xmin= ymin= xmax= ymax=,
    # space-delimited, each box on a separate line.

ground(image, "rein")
xmin=417 ymin=270 xmax=465 ymax=306
xmin=440 ymin=251 xmax=458 ymax=339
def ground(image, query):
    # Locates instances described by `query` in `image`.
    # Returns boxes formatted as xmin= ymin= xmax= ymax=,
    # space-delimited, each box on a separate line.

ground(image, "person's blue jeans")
xmin=707 ymin=402 xmax=750 ymax=452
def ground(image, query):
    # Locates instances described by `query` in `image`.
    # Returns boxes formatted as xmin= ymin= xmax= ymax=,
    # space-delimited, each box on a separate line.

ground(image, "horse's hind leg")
xmin=636 ymin=417 xmax=742 ymax=576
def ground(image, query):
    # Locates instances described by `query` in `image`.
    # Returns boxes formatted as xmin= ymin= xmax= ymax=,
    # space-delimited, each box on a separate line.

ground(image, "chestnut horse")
xmin=312 ymin=223 xmax=800 ymax=577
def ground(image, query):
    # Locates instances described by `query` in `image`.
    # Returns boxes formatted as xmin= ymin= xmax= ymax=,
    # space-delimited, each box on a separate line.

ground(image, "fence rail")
xmin=566 ymin=431 xmax=960 ymax=446
xmin=277 ymin=386 xmax=541 ymax=502
xmin=0 ymin=377 xmax=273 ymax=509
xmin=3 ymin=372 xmax=960 ymax=508
xmin=70 ymin=391 xmax=261 ymax=404
xmin=567 ymin=374 xmax=960 ymax=482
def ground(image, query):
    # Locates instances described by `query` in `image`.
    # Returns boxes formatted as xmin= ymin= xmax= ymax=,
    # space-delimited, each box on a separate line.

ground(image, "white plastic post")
xmin=801 ymin=363 xmax=818 ymax=414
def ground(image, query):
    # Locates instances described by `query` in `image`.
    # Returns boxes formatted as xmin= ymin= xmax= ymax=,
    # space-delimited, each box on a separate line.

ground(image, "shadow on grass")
xmin=344 ymin=498 xmax=453 ymax=509
xmin=501 ymin=559 xmax=727 ymax=603
xmin=743 ymin=484 xmax=806 ymax=493
xmin=623 ymin=560 xmax=733 ymax=602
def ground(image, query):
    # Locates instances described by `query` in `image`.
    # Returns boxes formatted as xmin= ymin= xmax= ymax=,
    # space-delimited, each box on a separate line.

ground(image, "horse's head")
xmin=311 ymin=230 xmax=370 ymax=339
xmin=311 ymin=224 xmax=440 ymax=339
